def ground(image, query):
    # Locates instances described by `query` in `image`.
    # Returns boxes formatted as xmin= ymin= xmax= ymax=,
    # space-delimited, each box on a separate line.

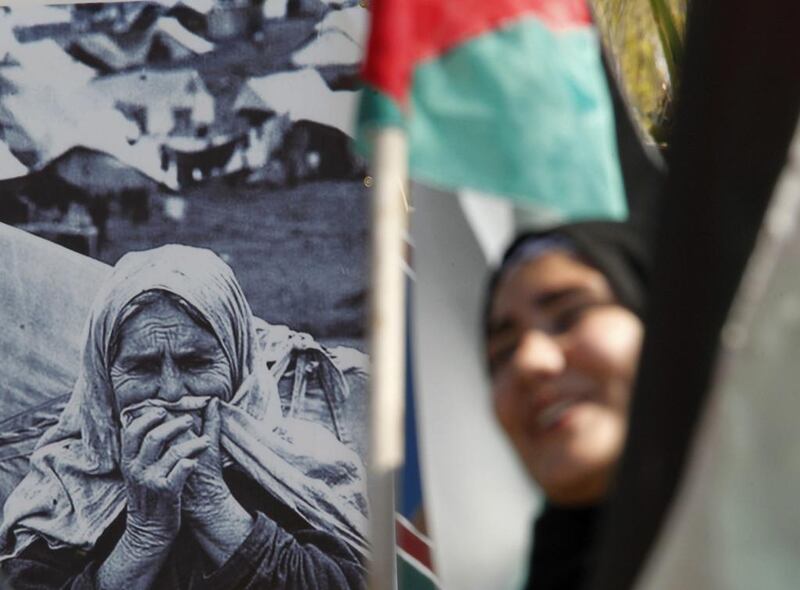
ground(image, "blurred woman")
xmin=484 ymin=222 xmax=649 ymax=590
xmin=0 ymin=245 xmax=368 ymax=590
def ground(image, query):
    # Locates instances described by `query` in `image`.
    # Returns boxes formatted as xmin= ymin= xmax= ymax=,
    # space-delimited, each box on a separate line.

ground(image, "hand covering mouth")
xmin=120 ymin=396 xmax=213 ymax=434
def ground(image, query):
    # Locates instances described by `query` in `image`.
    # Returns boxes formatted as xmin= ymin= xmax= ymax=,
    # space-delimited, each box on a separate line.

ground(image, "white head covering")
xmin=0 ymin=245 xmax=369 ymax=560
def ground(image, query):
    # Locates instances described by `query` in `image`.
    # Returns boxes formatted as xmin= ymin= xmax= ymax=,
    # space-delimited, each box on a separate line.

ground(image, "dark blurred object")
xmin=589 ymin=1 xmax=800 ymax=589
xmin=603 ymin=52 xmax=665 ymax=238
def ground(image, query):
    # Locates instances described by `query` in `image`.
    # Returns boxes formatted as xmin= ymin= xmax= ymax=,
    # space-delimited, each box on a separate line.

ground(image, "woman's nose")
xmin=158 ymin=361 xmax=187 ymax=402
xmin=513 ymin=329 xmax=567 ymax=383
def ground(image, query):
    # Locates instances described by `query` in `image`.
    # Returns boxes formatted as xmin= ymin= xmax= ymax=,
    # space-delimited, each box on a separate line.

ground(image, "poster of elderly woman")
xmin=0 ymin=1 xmax=370 ymax=588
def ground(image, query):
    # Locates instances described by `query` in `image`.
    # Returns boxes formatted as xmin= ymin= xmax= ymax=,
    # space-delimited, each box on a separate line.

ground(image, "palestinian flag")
xmin=394 ymin=301 xmax=441 ymax=590
xmin=396 ymin=514 xmax=440 ymax=590
xmin=359 ymin=0 xmax=627 ymax=220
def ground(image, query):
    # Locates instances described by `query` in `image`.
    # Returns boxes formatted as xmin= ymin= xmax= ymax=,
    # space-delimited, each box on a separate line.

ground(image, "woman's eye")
xmin=128 ymin=360 xmax=160 ymax=375
xmin=488 ymin=342 xmax=518 ymax=376
xmin=179 ymin=357 xmax=214 ymax=371
xmin=553 ymin=303 xmax=594 ymax=333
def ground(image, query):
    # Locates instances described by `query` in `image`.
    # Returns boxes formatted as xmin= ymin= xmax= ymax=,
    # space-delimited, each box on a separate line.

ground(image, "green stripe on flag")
xmin=408 ymin=17 xmax=626 ymax=220
xmin=357 ymin=86 xmax=407 ymax=154
xmin=397 ymin=553 xmax=440 ymax=590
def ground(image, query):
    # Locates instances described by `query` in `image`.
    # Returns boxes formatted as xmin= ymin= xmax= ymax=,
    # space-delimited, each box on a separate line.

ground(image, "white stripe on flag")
xmin=410 ymin=183 xmax=539 ymax=590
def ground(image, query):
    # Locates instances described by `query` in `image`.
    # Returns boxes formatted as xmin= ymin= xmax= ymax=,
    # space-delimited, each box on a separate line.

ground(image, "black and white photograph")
xmin=0 ymin=1 xmax=371 ymax=587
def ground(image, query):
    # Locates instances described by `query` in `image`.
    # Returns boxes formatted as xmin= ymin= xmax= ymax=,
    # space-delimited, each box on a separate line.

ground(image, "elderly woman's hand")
xmin=182 ymin=399 xmax=230 ymax=517
xmin=120 ymin=409 xmax=209 ymax=551
xmin=182 ymin=398 xmax=255 ymax=565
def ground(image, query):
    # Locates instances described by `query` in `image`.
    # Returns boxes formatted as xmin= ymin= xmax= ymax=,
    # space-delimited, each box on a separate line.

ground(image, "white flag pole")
xmin=367 ymin=127 xmax=409 ymax=590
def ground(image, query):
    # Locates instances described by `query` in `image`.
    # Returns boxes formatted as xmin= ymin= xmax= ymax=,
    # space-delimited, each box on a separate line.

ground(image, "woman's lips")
xmin=536 ymin=398 xmax=578 ymax=429
xmin=529 ymin=394 xmax=589 ymax=434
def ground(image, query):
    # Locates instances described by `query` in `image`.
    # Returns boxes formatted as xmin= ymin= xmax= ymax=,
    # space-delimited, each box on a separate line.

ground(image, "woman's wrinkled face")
xmin=487 ymin=250 xmax=643 ymax=506
xmin=110 ymin=297 xmax=233 ymax=414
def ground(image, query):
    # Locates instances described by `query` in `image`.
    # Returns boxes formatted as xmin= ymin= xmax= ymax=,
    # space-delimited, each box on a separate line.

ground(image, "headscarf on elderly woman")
xmin=0 ymin=245 xmax=369 ymax=589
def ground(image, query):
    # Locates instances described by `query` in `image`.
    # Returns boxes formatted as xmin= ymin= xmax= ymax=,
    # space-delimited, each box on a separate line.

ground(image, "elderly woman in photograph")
xmin=0 ymin=245 xmax=368 ymax=589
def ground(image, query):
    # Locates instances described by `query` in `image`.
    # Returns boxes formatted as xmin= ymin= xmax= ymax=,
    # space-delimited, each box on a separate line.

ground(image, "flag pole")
xmin=368 ymin=127 xmax=409 ymax=590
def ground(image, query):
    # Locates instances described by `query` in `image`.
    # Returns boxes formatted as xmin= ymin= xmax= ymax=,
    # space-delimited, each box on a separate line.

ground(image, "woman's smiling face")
xmin=487 ymin=250 xmax=643 ymax=506
xmin=109 ymin=295 xmax=233 ymax=415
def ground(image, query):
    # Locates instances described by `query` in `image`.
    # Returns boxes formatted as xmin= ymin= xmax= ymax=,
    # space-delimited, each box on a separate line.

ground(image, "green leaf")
xmin=590 ymin=0 xmax=687 ymax=146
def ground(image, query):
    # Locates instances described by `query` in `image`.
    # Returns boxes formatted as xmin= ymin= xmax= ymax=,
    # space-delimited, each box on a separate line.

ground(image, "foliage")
xmin=591 ymin=0 xmax=687 ymax=145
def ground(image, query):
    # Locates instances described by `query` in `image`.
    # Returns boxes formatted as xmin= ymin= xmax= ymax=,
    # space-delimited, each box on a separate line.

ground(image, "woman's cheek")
xmin=492 ymin=381 xmax=522 ymax=440
xmin=111 ymin=375 xmax=155 ymax=410
xmin=573 ymin=309 xmax=643 ymax=380
xmin=189 ymin=365 xmax=233 ymax=399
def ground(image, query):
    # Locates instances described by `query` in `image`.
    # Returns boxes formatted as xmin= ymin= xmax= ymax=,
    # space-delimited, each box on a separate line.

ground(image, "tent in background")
xmin=234 ymin=68 xmax=360 ymax=137
xmin=315 ymin=6 xmax=368 ymax=46
xmin=91 ymin=68 xmax=215 ymax=138
xmin=291 ymin=29 xmax=361 ymax=69
xmin=0 ymin=38 xmax=97 ymax=88
xmin=263 ymin=0 xmax=289 ymax=19
xmin=2 ymin=4 xmax=71 ymax=28
xmin=69 ymin=16 xmax=215 ymax=73
xmin=0 ymin=140 xmax=27 ymax=181
xmin=0 ymin=88 xmax=165 ymax=185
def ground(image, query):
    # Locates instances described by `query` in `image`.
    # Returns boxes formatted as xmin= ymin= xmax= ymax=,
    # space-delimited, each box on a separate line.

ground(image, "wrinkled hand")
xmin=182 ymin=398 xmax=237 ymax=526
xmin=120 ymin=410 xmax=209 ymax=553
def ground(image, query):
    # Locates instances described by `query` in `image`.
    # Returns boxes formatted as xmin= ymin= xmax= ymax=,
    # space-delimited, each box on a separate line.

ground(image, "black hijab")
xmin=485 ymin=220 xmax=651 ymax=334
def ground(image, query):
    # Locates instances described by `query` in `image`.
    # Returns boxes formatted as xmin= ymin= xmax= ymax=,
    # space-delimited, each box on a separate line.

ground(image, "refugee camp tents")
xmin=287 ymin=0 xmax=327 ymax=19
xmin=291 ymin=28 xmax=361 ymax=68
xmin=91 ymin=68 xmax=215 ymax=137
xmin=263 ymin=0 xmax=289 ymax=19
xmin=0 ymin=223 xmax=106 ymax=430
xmin=0 ymin=85 xmax=171 ymax=204
xmin=2 ymin=4 xmax=72 ymax=41
xmin=311 ymin=0 xmax=359 ymax=8
xmin=0 ymin=141 xmax=29 ymax=224
xmin=174 ymin=0 xmax=215 ymax=16
xmin=284 ymin=0 xmax=359 ymax=18
xmin=314 ymin=6 xmax=368 ymax=46
xmin=0 ymin=86 xmax=141 ymax=165
xmin=109 ymin=2 xmax=161 ymax=34
xmin=150 ymin=15 xmax=214 ymax=57
xmin=233 ymin=68 xmax=360 ymax=137
xmin=233 ymin=69 xmax=361 ymax=181
xmin=164 ymin=0 xmax=215 ymax=36
xmin=2 ymin=4 xmax=72 ymax=30
xmin=45 ymin=146 xmax=163 ymax=194
xmin=162 ymin=134 xmax=243 ymax=184
xmin=70 ymin=18 xmax=214 ymax=74
xmin=0 ymin=140 xmax=27 ymax=181
xmin=68 ymin=33 xmax=133 ymax=73
xmin=151 ymin=0 xmax=215 ymax=16
xmin=0 ymin=38 xmax=96 ymax=89
xmin=207 ymin=1 xmax=262 ymax=41
xmin=0 ymin=141 xmax=31 ymax=228
xmin=0 ymin=17 xmax=20 ymax=65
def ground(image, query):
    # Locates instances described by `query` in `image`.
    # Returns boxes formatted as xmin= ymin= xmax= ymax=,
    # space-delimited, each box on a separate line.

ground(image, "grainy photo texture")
xmin=0 ymin=2 xmax=370 ymax=588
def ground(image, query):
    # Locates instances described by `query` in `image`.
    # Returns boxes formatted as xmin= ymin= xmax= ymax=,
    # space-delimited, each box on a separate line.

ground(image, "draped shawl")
xmin=0 ymin=245 xmax=369 ymax=561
